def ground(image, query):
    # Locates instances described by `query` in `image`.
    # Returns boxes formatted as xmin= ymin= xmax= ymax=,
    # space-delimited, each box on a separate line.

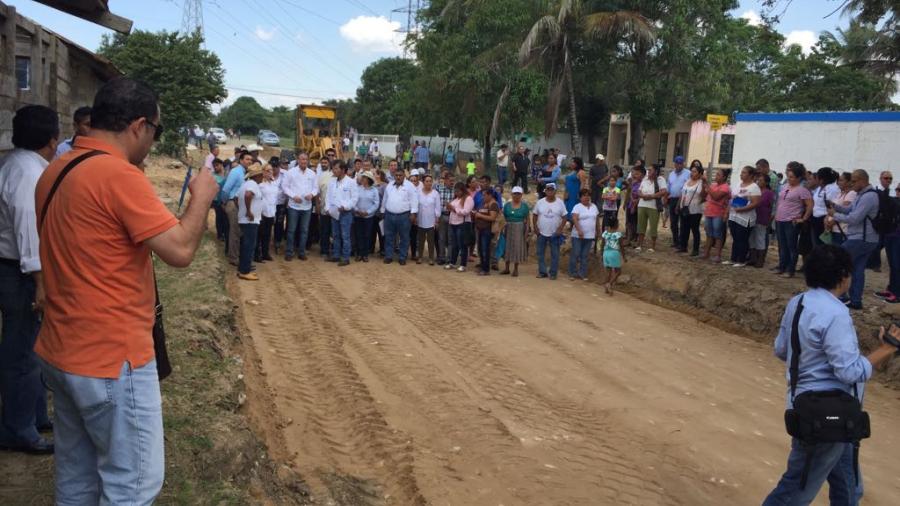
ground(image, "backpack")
xmin=862 ymin=189 xmax=900 ymax=237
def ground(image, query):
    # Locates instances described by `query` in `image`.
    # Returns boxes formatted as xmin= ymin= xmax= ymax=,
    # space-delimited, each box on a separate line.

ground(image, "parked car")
xmin=258 ymin=130 xmax=280 ymax=146
xmin=209 ymin=127 xmax=227 ymax=143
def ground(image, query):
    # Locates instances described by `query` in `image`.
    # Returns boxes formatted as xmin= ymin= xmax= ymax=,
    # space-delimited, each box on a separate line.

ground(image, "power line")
xmin=275 ymin=0 xmax=342 ymax=25
xmin=225 ymin=85 xmax=339 ymax=101
xmin=227 ymin=82 xmax=355 ymax=95
xmin=341 ymin=0 xmax=380 ymax=17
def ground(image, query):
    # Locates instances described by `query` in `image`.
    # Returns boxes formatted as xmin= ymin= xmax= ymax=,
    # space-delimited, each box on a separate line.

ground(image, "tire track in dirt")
xmin=243 ymin=264 xmax=425 ymax=505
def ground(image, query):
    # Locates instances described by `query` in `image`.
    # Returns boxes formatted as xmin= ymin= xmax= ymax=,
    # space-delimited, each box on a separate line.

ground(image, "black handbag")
xmin=782 ymin=295 xmax=869 ymax=489
xmin=39 ymin=150 xmax=172 ymax=381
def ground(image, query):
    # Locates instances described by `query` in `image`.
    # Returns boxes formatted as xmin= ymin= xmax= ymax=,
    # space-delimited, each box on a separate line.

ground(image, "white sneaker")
xmin=733 ymin=263 xmax=745 ymax=268
xmin=721 ymin=260 xmax=733 ymax=265
xmin=457 ymin=266 xmax=466 ymax=272
xmin=444 ymin=264 xmax=453 ymax=270
xmin=634 ymin=246 xmax=642 ymax=252
xmin=647 ymin=248 xmax=655 ymax=253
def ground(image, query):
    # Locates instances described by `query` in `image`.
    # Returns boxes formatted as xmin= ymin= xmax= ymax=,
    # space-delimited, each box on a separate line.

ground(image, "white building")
xmin=732 ymin=111 xmax=900 ymax=185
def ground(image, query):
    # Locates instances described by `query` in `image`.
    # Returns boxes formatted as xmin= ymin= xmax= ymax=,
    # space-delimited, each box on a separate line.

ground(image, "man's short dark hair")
xmin=756 ymin=158 xmax=769 ymax=169
xmin=805 ymin=245 xmax=852 ymax=290
xmin=239 ymin=151 xmax=252 ymax=161
xmin=12 ymin=105 xmax=59 ymax=150
xmin=480 ymin=175 xmax=492 ymax=183
xmin=213 ymin=158 xmax=224 ymax=166
xmin=73 ymin=106 xmax=92 ymax=123
xmin=91 ymin=78 xmax=159 ymax=133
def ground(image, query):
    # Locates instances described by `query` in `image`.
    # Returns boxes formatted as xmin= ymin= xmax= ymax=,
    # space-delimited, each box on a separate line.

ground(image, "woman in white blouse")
xmin=417 ymin=175 xmax=442 ymax=265
xmin=256 ymin=165 xmax=280 ymax=262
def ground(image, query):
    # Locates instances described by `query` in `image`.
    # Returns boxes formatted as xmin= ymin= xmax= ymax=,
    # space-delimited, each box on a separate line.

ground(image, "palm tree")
xmin=518 ymin=0 xmax=655 ymax=155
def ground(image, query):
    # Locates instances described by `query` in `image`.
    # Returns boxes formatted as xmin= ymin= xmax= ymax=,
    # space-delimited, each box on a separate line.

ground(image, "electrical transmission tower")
xmin=392 ymin=0 xmax=420 ymax=57
xmin=181 ymin=0 xmax=204 ymax=39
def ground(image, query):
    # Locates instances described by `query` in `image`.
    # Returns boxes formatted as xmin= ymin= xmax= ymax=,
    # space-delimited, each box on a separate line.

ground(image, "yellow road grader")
xmin=294 ymin=104 xmax=342 ymax=163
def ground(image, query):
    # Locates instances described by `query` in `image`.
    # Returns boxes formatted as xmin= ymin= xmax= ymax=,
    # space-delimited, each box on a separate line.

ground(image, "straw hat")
xmin=244 ymin=163 xmax=264 ymax=180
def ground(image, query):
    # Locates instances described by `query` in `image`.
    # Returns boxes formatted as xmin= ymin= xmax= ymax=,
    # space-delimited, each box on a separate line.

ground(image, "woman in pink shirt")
xmin=702 ymin=169 xmax=731 ymax=262
xmin=773 ymin=162 xmax=813 ymax=277
xmin=446 ymin=182 xmax=474 ymax=272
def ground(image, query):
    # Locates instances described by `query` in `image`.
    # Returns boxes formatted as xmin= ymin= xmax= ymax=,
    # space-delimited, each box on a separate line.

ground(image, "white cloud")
xmin=784 ymin=30 xmax=818 ymax=55
xmin=339 ymin=15 xmax=403 ymax=53
xmin=254 ymin=26 xmax=276 ymax=41
xmin=740 ymin=10 xmax=763 ymax=27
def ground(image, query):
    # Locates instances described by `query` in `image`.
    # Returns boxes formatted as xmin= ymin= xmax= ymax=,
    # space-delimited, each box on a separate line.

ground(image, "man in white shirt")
xmin=0 ymin=105 xmax=58 ymax=454
xmin=531 ymin=183 xmax=567 ymax=280
xmin=204 ymin=145 xmax=219 ymax=172
xmin=53 ymin=106 xmax=91 ymax=159
xmin=325 ymin=161 xmax=359 ymax=266
xmin=280 ymin=153 xmax=318 ymax=261
xmin=496 ymin=144 xmax=510 ymax=187
xmin=380 ymin=169 xmax=419 ymax=265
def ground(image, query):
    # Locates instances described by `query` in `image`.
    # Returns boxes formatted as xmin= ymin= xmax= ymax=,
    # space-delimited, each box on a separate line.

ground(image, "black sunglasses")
xmin=145 ymin=119 xmax=164 ymax=141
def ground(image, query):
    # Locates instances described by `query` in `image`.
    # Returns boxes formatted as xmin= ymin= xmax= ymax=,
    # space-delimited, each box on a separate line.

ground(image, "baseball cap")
xmin=674 ymin=155 xmax=685 ymax=164
xmin=545 ymin=183 xmax=557 ymax=190
xmin=512 ymin=186 xmax=523 ymax=194
xmin=595 ymin=154 xmax=605 ymax=161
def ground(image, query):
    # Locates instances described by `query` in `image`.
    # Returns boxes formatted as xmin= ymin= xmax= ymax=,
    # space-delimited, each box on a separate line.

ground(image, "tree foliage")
xmin=352 ymin=57 xmax=418 ymax=134
xmin=216 ymin=96 xmax=268 ymax=134
xmin=98 ymin=30 xmax=226 ymax=157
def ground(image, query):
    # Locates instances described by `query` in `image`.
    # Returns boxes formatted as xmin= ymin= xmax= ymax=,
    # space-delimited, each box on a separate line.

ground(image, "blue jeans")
xmin=384 ymin=212 xmax=412 ymax=261
xmin=497 ymin=166 xmax=508 ymax=186
xmin=0 ymin=262 xmax=48 ymax=447
xmin=776 ymin=221 xmax=800 ymax=274
xmin=284 ymin=208 xmax=311 ymax=257
xmin=40 ymin=358 xmax=164 ymax=505
xmin=763 ymin=439 xmax=856 ymax=506
xmin=477 ymin=228 xmax=492 ymax=273
xmin=842 ymin=239 xmax=878 ymax=306
xmin=449 ymin=223 xmax=469 ymax=267
xmin=885 ymin=233 xmax=900 ymax=294
xmin=729 ymin=220 xmax=752 ymax=263
xmin=568 ymin=237 xmax=593 ymax=278
xmin=331 ymin=211 xmax=353 ymax=261
xmin=239 ymin=223 xmax=259 ymax=274
xmin=537 ymin=234 xmax=561 ymax=276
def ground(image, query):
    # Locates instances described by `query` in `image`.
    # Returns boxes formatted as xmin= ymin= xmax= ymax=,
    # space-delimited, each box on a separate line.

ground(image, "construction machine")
xmin=295 ymin=104 xmax=342 ymax=163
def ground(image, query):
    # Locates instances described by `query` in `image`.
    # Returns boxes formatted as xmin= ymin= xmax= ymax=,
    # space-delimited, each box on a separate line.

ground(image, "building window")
xmin=15 ymin=56 xmax=30 ymax=90
xmin=674 ymin=132 xmax=689 ymax=159
xmin=656 ymin=132 xmax=668 ymax=166
xmin=718 ymin=134 xmax=735 ymax=165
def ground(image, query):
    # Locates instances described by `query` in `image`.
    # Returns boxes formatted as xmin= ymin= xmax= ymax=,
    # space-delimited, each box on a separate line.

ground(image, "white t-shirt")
xmin=729 ymin=182 xmax=761 ymax=227
xmin=812 ymin=182 xmax=840 ymax=218
xmin=259 ymin=180 xmax=279 ymax=218
xmin=238 ymin=180 xmax=263 ymax=224
xmin=497 ymin=148 xmax=509 ymax=168
xmin=532 ymin=198 xmax=567 ymax=237
xmin=680 ymin=180 xmax=704 ymax=215
xmin=637 ymin=176 xmax=667 ymax=210
xmin=571 ymin=203 xmax=600 ymax=239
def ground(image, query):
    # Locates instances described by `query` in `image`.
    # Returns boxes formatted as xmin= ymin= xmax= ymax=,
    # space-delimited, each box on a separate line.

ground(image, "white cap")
xmin=595 ymin=154 xmax=605 ymax=161
xmin=410 ymin=168 xmax=420 ymax=176
xmin=511 ymin=186 xmax=524 ymax=194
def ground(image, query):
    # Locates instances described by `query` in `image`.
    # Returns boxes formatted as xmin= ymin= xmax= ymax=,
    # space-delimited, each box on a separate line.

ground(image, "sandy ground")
xmin=233 ymin=247 xmax=900 ymax=505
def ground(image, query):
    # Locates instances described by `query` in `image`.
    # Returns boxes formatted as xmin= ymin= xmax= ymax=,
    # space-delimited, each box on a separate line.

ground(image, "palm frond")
xmin=558 ymin=0 xmax=576 ymax=25
xmin=583 ymin=11 xmax=656 ymax=45
xmin=519 ymin=15 xmax=561 ymax=65
xmin=490 ymin=83 xmax=511 ymax=141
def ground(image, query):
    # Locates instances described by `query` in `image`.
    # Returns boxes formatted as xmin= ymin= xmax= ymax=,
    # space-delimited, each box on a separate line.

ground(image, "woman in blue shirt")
xmin=353 ymin=171 xmax=380 ymax=263
xmin=563 ymin=158 xmax=584 ymax=219
xmin=764 ymin=244 xmax=899 ymax=505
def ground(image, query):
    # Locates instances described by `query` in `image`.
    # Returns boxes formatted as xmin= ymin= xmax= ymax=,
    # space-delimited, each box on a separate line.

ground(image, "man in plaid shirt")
xmin=434 ymin=169 xmax=456 ymax=264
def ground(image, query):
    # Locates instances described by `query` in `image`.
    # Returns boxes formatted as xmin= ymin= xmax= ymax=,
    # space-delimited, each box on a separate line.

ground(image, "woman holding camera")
xmin=764 ymin=245 xmax=900 ymax=505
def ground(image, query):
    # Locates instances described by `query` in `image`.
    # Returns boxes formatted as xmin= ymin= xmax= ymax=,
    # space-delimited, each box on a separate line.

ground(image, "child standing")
xmin=600 ymin=176 xmax=621 ymax=230
xmin=238 ymin=164 xmax=265 ymax=281
xmin=466 ymin=157 xmax=477 ymax=176
xmin=601 ymin=218 xmax=626 ymax=295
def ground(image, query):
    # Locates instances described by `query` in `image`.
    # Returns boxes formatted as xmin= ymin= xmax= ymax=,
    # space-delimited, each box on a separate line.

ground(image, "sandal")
xmin=500 ymin=270 xmax=511 ymax=275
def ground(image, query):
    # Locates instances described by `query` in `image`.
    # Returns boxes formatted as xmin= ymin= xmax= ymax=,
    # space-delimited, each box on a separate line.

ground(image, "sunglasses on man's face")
xmin=145 ymin=119 xmax=163 ymax=141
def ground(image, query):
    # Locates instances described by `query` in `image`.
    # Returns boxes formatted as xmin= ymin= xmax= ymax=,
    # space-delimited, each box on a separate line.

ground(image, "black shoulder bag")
xmin=39 ymin=150 xmax=172 ymax=381
xmin=783 ymin=295 xmax=869 ymax=489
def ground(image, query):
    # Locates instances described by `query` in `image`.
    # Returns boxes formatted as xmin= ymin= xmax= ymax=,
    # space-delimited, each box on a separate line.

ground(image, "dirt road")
xmin=234 ymin=253 xmax=900 ymax=505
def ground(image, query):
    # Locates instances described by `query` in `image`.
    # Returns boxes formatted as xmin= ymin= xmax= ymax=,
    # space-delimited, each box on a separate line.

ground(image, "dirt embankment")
xmin=613 ymin=243 xmax=900 ymax=386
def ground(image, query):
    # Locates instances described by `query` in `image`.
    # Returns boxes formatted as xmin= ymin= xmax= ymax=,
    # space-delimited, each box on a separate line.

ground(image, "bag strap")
xmin=38 ymin=150 xmax=106 ymax=230
xmin=789 ymin=295 xmax=806 ymax=401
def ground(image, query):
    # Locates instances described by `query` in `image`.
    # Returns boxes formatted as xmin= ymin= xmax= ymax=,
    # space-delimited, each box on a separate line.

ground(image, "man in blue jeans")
xmin=0 ymin=105 xmax=58 ymax=454
xmin=325 ymin=161 xmax=358 ymax=266
xmin=380 ymin=169 xmax=419 ymax=265
xmin=829 ymin=170 xmax=880 ymax=310
xmin=281 ymin=153 xmax=318 ymax=261
xmin=33 ymin=78 xmax=219 ymax=503
xmin=531 ymin=183 xmax=567 ymax=279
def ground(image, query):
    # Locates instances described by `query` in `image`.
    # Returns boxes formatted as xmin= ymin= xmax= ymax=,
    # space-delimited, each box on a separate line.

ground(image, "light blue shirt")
xmin=539 ymin=165 xmax=561 ymax=184
xmin=774 ymin=289 xmax=872 ymax=409
xmin=54 ymin=138 xmax=74 ymax=159
xmin=222 ymin=165 xmax=246 ymax=200
xmin=833 ymin=185 xmax=879 ymax=243
xmin=414 ymin=145 xmax=429 ymax=163
xmin=667 ymin=168 xmax=691 ymax=198
xmin=355 ymin=185 xmax=380 ymax=217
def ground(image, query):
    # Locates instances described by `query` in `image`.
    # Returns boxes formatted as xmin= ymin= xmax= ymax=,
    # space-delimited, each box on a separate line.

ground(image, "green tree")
xmin=216 ymin=96 xmax=268 ymax=134
xmin=98 ymin=30 xmax=226 ymax=157
xmin=322 ymin=98 xmax=358 ymax=131
xmin=266 ymin=105 xmax=296 ymax=139
xmin=353 ymin=57 xmax=417 ymax=134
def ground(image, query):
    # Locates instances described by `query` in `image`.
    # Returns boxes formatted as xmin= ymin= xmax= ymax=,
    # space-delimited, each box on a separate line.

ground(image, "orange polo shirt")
xmin=34 ymin=137 xmax=179 ymax=378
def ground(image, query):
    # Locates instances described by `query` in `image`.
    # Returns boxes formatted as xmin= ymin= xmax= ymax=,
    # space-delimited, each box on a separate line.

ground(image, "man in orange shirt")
xmin=35 ymin=78 xmax=218 ymax=503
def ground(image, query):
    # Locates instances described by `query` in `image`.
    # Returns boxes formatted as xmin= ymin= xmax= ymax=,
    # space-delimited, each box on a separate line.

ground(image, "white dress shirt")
xmin=380 ymin=179 xmax=419 ymax=215
xmin=281 ymin=166 xmax=318 ymax=211
xmin=259 ymin=181 xmax=279 ymax=218
xmin=326 ymin=176 xmax=359 ymax=219
xmin=272 ymin=170 xmax=287 ymax=205
xmin=0 ymin=149 xmax=48 ymax=273
xmin=417 ymin=188 xmax=442 ymax=229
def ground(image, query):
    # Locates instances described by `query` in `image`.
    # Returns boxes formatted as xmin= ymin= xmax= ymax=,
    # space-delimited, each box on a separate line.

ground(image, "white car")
xmin=209 ymin=127 xmax=227 ymax=143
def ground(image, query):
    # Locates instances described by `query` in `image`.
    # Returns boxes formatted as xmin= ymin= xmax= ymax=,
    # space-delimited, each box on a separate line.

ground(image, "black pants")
xmin=354 ymin=216 xmax=374 ymax=258
xmin=410 ymin=224 xmax=419 ymax=259
xmin=257 ymin=216 xmax=274 ymax=259
xmin=318 ymin=213 xmax=331 ymax=255
xmin=213 ymin=202 xmax=228 ymax=240
xmin=371 ymin=215 xmax=385 ymax=254
xmin=679 ymin=212 xmax=702 ymax=254
xmin=511 ymin=171 xmax=528 ymax=193
xmin=729 ymin=221 xmax=752 ymax=263
xmin=810 ymin=215 xmax=826 ymax=247
xmin=668 ymin=198 xmax=681 ymax=246
xmin=273 ymin=204 xmax=286 ymax=246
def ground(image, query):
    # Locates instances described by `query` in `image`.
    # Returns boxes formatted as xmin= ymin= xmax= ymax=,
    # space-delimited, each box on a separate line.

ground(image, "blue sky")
xmin=11 ymin=0 xmax=856 ymax=111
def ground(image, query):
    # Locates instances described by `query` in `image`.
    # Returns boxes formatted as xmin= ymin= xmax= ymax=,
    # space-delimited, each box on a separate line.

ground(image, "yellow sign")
xmin=706 ymin=114 xmax=729 ymax=130
xmin=300 ymin=105 xmax=336 ymax=119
